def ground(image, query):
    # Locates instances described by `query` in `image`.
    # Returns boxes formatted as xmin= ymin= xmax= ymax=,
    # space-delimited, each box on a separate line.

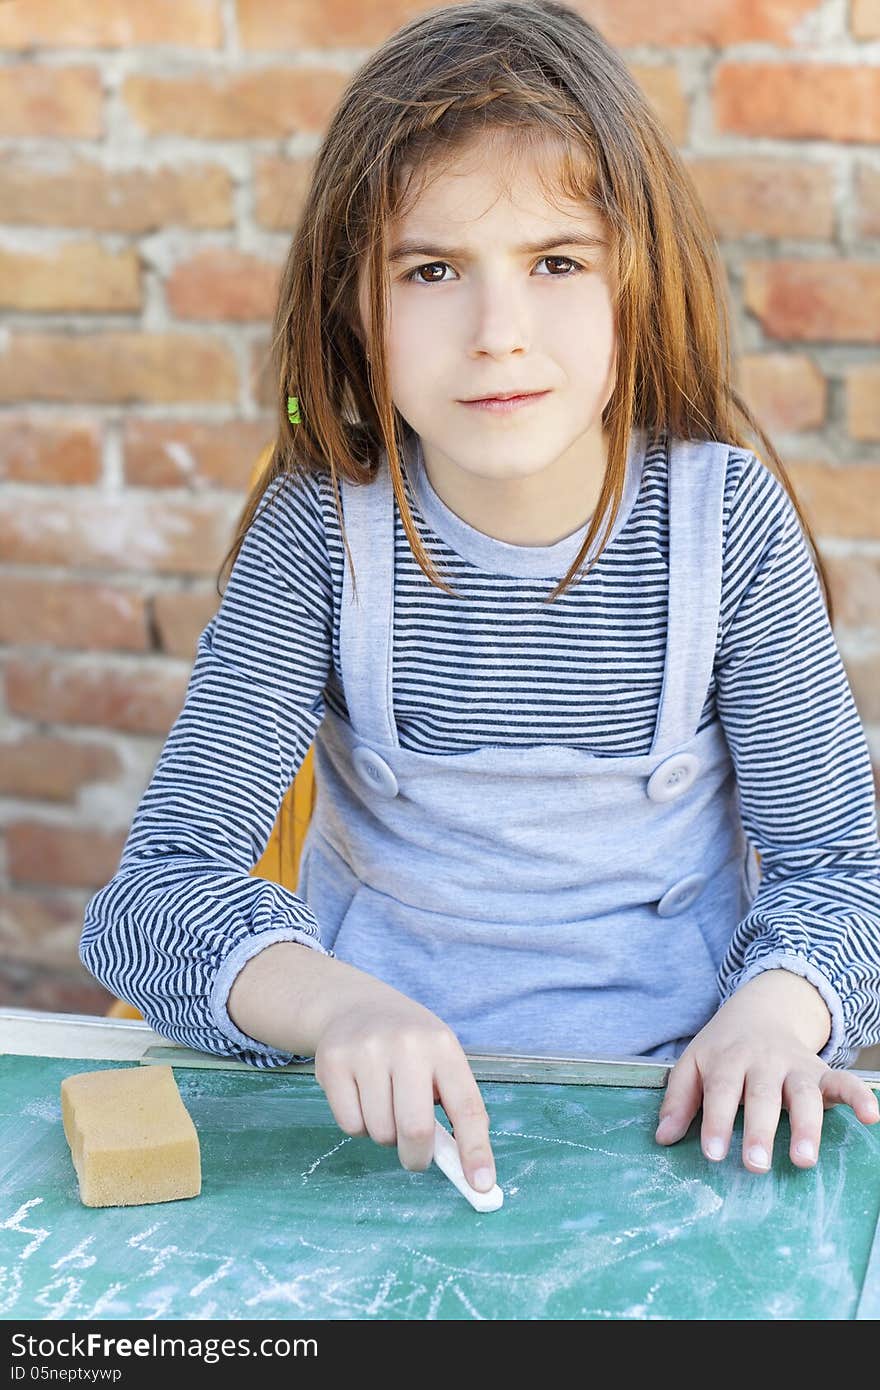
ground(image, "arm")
xmin=80 ymin=473 xmax=335 ymax=1068
xmin=713 ymin=453 xmax=880 ymax=1068
xmin=227 ymin=940 xmax=380 ymax=1056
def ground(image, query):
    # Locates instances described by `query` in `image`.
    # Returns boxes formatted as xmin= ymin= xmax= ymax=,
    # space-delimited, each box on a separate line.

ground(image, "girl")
xmin=81 ymin=0 xmax=880 ymax=1195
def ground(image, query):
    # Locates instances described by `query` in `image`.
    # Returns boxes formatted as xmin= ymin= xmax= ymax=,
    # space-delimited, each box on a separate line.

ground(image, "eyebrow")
xmin=387 ymin=231 xmax=608 ymax=262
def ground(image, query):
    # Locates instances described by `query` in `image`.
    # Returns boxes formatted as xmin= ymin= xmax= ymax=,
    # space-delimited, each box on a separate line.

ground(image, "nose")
xmin=467 ymin=274 xmax=530 ymax=359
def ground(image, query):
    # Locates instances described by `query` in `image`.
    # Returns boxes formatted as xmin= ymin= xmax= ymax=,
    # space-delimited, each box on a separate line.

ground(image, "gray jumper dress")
xmin=295 ymin=428 xmax=760 ymax=1062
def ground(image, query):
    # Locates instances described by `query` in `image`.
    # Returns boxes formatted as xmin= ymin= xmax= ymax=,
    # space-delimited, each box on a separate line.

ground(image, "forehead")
xmin=392 ymin=128 xmax=604 ymax=234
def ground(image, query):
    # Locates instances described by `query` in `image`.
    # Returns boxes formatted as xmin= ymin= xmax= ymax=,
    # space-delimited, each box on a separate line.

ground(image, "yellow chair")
xmin=107 ymin=444 xmax=316 ymax=1021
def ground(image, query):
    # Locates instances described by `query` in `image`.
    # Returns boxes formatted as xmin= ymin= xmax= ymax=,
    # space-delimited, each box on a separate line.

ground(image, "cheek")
xmin=390 ymin=292 xmax=450 ymax=341
xmin=557 ymin=326 xmax=615 ymax=379
xmin=559 ymin=284 xmax=615 ymax=361
xmin=386 ymin=300 xmax=453 ymax=385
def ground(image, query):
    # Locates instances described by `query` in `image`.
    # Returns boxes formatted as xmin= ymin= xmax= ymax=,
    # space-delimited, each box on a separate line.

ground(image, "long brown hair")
xmin=217 ymin=0 xmax=833 ymax=622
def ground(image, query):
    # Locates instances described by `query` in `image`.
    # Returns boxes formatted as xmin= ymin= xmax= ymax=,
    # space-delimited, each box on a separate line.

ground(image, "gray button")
xmin=352 ymin=745 xmax=399 ymax=798
xmin=656 ymin=872 xmax=709 ymax=918
xmin=646 ymin=752 xmax=701 ymax=803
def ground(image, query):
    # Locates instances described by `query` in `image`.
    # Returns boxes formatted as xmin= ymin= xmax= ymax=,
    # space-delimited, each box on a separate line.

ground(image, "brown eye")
xmin=402 ymin=255 xmax=584 ymax=284
xmin=540 ymin=256 xmax=580 ymax=275
xmin=405 ymin=262 xmax=450 ymax=284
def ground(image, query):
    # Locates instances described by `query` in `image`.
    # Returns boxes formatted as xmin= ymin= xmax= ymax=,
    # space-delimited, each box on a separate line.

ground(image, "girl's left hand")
xmin=654 ymin=967 xmax=880 ymax=1172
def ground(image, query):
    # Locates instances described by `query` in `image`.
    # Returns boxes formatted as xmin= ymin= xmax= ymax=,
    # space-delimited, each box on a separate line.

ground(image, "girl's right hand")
xmin=313 ymin=975 xmax=497 ymax=1193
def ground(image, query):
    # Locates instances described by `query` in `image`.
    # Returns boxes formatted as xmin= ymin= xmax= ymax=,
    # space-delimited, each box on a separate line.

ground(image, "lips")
xmin=462 ymin=391 xmax=543 ymax=402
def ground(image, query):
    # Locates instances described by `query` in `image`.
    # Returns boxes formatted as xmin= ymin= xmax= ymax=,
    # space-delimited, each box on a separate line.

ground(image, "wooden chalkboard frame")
xmin=3 ymin=1007 xmax=879 ymax=1090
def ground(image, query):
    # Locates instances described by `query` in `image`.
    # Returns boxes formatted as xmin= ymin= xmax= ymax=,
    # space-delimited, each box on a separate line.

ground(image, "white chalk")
xmin=432 ymin=1118 xmax=504 ymax=1213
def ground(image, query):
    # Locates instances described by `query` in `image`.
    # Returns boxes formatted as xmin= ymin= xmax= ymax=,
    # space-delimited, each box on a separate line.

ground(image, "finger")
xmin=390 ymin=1060 xmax=438 ymax=1173
xmin=782 ymin=1070 xmax=825 ymax=1168
xmin=820 ymin=1068 xmax=880 ymax=1125
xmin=315 ymin=1050 xmax=368 ymax=1137
xmin=740 ymin=1070 xmax=783 ymax=1173
xmin=435 ymin=1058 xmax=495 ymax=1192
xmin=698 ymin=1062 xmax=746 ymax=1163
xmin=655 ymin=1050 xmax=702 ymax=1145
xmin=354 ymin=1065 xmax=397 ymax=1146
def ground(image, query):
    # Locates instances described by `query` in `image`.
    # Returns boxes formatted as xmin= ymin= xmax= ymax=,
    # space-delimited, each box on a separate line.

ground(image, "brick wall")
xmin=1 ymin=0 xmax=879 ymax=1015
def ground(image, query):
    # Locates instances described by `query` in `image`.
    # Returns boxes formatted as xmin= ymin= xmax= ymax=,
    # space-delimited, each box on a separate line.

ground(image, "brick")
xmin=0 ymin=419 xmax=101 ymax=484
xmin=0 ymin=575 xmax=150 ymax=650
xmin=852 ymin=0 xmax=880 ymax=39
xmin=0 ymin=241 xmax=141 ymax=313
xmin=253 ymin=155 xmax=316 ymax=230
xmin=686 ymin=158 xmax=834 ymax=241
xmin=122 ymin=68 xmax=346 ymax=139
xmin=856 ymin=163 xmax=880 ymax=238
xmin=629 ymin=64 xmax=688 ymax=147
xmin=5 ymin=654 xmax=190 ymax=734
xmin=166 ymin=248 xmax=281 ymax=321
xmin=843 ymin=648 xmax=880 ymax=723
xmin=0 ymin=65 xmax=102 ymax=138
xmin=744 ymin=262 xmax=880 ymax=342
xmin=823 ymin=553 xmax=880 ymax=629
xmin=0 ymin=156 xmax=233 ymax=231
xmin=7 ymin=822 xmax=127 ymax=891
xmin=786 ymin=461 xmax=880 ymax=540
xmin=123 ymin=418 xmax=271 ymax=490
xmin=846 ymin=365 xmax=880 ymax=441
xmin=734 ymin=353 xmax=826 ymax=432
xmin=715 ymin=64 xmax=880 ymax=143
xmin=0 ymin=894 xmax=92 ymax=971
xmin=239 ymin=0 xmax=427 ymax=48
xmin=0 ymin=952 xmax=112 ymax=1012
xmin=0 ymin=0 xmax=222 ymax=49
xmin=594 ymin=0 xmax=825 ymax=46
xmin=250 ymin=336 xmax=274 ymax=410
xmin=0 ymin=333 xmax=238 ymax=404
xmin=238 ymin=0 xmax=823 ymax=48
xmin=0 ymin=735 xmax=123 ymax=802
xmin=153 ymin=588 xmax=219 ymax=659
xmin=0 ymin=491 xmax=241 ymax=575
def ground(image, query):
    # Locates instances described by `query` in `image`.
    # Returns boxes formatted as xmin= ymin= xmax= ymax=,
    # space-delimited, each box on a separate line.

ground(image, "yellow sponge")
xmin=60 ymin=1065 xmax=201 ymax=1208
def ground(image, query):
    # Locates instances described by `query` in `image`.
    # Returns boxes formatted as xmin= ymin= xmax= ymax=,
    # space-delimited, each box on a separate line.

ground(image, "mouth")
xmin=460 ymin=390 xmax=548 ymax=402
xmin=458 ymin=390 xmax=551 ymax=413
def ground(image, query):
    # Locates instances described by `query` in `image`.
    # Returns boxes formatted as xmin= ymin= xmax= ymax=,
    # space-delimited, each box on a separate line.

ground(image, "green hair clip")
xmin=287 ymin=395 xmax=301 ymax=424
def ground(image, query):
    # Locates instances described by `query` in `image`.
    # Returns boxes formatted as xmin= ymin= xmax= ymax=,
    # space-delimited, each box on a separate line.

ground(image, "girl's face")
xmin=357 ymin=134 xmax=618 ymax=496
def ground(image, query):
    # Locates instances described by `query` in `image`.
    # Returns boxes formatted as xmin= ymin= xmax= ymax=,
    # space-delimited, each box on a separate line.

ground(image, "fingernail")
xmin=705 ymin=1136 xmax=725 ymax=1160
xmin=794 ymin=1140 xmax=816 ymax=1162
xmin=472 ymin=1166 xmax=494 ymax=1192
xmin=656 ymin=1116 xmax=677 ymax=1139
xmin=746 ymin=1145 xmax=770 ymax=1169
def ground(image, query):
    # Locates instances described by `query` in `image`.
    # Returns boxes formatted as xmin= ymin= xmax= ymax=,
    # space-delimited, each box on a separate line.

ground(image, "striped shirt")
xmin=80 ymin=431 xmax=880 ymax=1070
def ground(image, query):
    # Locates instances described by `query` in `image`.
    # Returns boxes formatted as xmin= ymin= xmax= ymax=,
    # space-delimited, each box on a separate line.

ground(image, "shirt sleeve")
xmin=79 ymin=472 xmax=336 ymax=1068
xmin=714 ymin=453 xmax=880 ymax=1069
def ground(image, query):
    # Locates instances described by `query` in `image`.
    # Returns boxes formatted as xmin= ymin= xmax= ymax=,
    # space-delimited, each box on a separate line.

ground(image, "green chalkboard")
xmin=1 ymin=1053 xmax=879 ymax=1320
